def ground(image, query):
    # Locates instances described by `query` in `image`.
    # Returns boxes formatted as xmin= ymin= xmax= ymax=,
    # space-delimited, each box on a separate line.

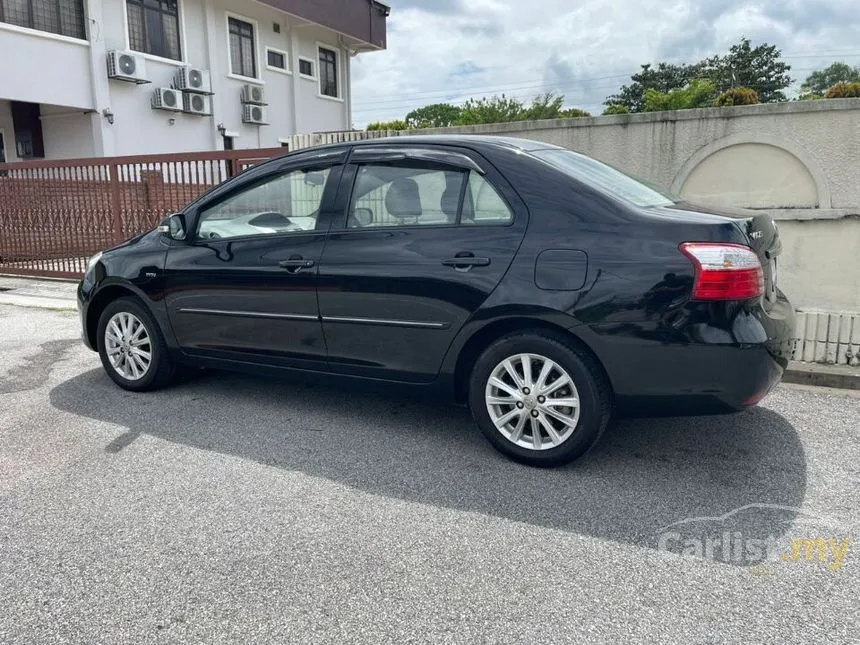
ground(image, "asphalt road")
xmin=1 ymin=303 xmax=858 ymax=644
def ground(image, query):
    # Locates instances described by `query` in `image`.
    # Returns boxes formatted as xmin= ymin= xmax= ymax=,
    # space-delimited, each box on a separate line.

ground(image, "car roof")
xmin=296 ymin=134 xmax=564 ymax=155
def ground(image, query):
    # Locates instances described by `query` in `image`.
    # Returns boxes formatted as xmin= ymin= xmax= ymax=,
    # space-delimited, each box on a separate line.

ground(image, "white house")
xmin=0 ymin=0 xmax=389 ymax=162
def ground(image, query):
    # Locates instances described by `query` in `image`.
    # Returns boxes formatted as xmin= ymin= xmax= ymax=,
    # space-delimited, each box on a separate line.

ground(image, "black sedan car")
xmin=78 ymin=135 xmax=795 ymax=467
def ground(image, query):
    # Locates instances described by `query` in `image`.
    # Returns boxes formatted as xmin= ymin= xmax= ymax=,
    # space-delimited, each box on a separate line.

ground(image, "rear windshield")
xmin=531 ymin=148 xmax=676 ymax=208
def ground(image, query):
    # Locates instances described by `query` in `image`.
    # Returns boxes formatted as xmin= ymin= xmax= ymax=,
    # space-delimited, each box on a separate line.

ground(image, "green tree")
xmin=605 ymin=62 xmax=705 ymax=112
xmin=801 ymin=62 xmax=860 ymax=96
xmin=405 ymin=103 xmax=463 ymax=129
xmin=605 ymin=38 xmax=792 ymax=111
xmin=602 ymin=103 xmax=630 ymax=115
xmin=703 ymin=38 xmax=792 ymax=102
xmin=457 ymin=94 xmax=525 ymax=125
xmin=366 ymin=120 xmax=408 ymax=131
xmin=521 ymin=92 xmax=590 ymax=120
xmin=643 ymin=78 xmax=717 ymax=112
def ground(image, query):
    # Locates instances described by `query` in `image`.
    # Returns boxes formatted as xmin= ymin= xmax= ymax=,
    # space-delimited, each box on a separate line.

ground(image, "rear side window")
xmin=462 ymin=172 xmax=514 ymax=225
xmin=347 ymin=164 xmax=512 ymax=228
xmin=532 ymin=148 xmax=675 ymax=208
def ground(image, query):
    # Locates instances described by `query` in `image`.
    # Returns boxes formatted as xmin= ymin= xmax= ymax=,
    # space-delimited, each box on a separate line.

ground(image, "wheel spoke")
xmin=535 ymin=360 xmax=553 ymax=391
xmin=493 ymin=408 xmax=521 ymax=430
xmin=502 ymin=359 xmax=525 ymax=389
xmin=538 ymin=414 xmax=563 ymax=445
xmin=530 ymin=418 xmax=541 ymax=449
xmin=509 ymin=413 xmax=527 ymax=443
xmin=488 ymin=377 xmax=520 ymax=399
xmin=131 ymin=348 xmax=151 ymax=362
xmin=542 ymin=375 xmax=571 ymax=396
xmin=544 ymin=397 xmax=579 ymax=409
xmin=487 ymin=395 xmax=517 ymax=407
xmin=109 ymin=320 xmax=123 ymax=341
xmin=107 ymin=346 xmax=122 ymax=356
xmin=543 ymin=406 xmax=578 ymax=428
xmin=521 ymin=355 xmax=533 ymax=390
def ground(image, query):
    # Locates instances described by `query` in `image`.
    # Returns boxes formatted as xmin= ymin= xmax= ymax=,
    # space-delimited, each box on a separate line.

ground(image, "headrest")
xmin=385 ymin=178 xmax=422 ymax=218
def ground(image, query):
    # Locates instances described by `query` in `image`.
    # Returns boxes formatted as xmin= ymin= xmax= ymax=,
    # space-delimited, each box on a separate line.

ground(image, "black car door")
xmin=163 ymin=152 xmax=344 ymax=370
xmin=317 ymin=146 xmax=528 ymax=382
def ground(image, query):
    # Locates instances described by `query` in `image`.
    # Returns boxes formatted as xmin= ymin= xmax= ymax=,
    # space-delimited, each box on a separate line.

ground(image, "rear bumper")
xmin=588 ymin=293 xmax=796 ymax=416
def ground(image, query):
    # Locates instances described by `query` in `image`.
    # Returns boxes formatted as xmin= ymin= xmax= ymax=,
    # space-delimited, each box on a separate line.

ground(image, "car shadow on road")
xmin=50 ymin=368 xmax=807 ymax=563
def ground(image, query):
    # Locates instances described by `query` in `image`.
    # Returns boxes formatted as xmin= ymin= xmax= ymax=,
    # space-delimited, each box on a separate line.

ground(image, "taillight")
xmin=680 ymin=243 xmax=764 ymax=301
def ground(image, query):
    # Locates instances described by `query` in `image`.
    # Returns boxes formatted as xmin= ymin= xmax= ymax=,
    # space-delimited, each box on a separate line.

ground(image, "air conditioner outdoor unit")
xmin=175 ymin=67 xmax=213 ymax=94
xmin=242 ymin=104 xmax=268 ymax=125
xmin=183 ymin=92 xmax=212 ymax=116
xmin=151 ymin=88 xmax=183 ymax=111
xmin=241 ymin=84 xmax=266 ymax=105
xmin=106 ymin=50 xmax=149 ymax=84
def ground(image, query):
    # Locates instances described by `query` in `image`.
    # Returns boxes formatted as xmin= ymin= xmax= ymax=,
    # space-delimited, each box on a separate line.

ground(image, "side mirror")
xmin=157 ymin=213 xmax=187 ymax=241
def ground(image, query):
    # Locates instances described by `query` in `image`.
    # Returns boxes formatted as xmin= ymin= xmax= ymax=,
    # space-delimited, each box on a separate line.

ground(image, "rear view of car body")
xmin=485 ymin=143 xmax=795 ymax=416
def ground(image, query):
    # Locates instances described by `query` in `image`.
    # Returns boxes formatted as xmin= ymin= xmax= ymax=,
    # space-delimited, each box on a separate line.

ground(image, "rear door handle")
xmin=442 ymin=255 xmax=491 ymax=270
xmin=278 ymin=257 xmax=315 ymax=272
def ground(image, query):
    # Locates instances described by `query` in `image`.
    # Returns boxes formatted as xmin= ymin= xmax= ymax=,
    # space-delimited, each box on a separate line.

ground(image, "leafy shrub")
xmin=643 ymin=78 xmax=717 ymax=112
xmin=716 ymin=87 xmax=760 ymax=106
xmin=824 ymin=82 xmax=860 ymax=98
xmin=560 ymin=107 xmax=592 ymax=118
xmin=366 ymin=120 xmax=408 ymax=131
xmin=602 ymin=104 xmax=630 ymax=115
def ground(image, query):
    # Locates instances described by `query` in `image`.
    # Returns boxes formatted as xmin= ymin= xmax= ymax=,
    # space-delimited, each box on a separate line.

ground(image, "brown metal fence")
xmin=0 ymin=148 xmax=286 ymax=279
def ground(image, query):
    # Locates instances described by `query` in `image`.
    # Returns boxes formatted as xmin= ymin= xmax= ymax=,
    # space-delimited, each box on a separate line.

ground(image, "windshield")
xmin=532 ymin=148 xmax=676 ymax=208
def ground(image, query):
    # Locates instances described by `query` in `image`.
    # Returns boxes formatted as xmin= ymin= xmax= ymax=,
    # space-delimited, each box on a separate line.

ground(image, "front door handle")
xmin=442 ymin=254 xmax=491 ymax=271
xmin=279 ymin=257 xmax=315 ymax=273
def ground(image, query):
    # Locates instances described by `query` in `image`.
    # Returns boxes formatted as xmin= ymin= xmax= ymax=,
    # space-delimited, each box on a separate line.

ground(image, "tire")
xmin=96 ymin=296 xmax=175 ymax=392
xmin=468 ymin=331 xmax=611 ymax=467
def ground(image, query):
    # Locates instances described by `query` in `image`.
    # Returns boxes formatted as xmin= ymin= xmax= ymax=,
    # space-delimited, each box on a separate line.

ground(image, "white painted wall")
xmin=0 ymin=0 xmax=355 ymax=159
xmin=0 ymin=24 xmax=94 ymax=109
xmin=40 ymin=107 xmax=97 ymax=159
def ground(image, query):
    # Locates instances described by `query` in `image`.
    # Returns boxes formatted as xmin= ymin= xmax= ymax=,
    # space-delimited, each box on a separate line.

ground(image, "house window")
xmin=266 ymin=48 xmax=287 ymax=72
xmin=0 ymin=0 xmax=86 ymax=39
xmin=126 ymin=0 xmax=181 ymax=61
xmin=298 ymin=57 xmax=314 ymax=78
xmin=318 ymin=46 xmax=338 ymax=98
xmin=228 ymin=16 xmax=256 ymax=79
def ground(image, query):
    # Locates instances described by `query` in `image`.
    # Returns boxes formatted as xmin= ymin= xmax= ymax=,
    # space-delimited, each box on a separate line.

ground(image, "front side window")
xmin=532 ymin=148 xmax=675 ymax=208
xmin=349 ymin=164 xmax=472 ymax=228
xmin=228 ymin=16 xmax=256 ymax=78
xmin=318 ymin=46 xmax=338 ymax=98
xmin=0 ymin=0 xmax=86 ymax=39
xmin=197 ymin=167 xmax=331 ymax=241
xmin=126 ymin=0 xmax=181 ymax=60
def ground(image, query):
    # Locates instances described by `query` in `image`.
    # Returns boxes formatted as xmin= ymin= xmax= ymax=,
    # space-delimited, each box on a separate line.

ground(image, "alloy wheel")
xmin=485 ymin=353 xmax=581 ymax=451
xmin=104 ymin=312 xmax=152 ymax=381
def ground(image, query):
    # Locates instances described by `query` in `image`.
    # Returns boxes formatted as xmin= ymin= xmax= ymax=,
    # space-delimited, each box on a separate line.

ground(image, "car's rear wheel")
xmin=97 ymin=296 xmax=175 ymax=392
xmin=468 ymin=331 xmax=611 ymax=467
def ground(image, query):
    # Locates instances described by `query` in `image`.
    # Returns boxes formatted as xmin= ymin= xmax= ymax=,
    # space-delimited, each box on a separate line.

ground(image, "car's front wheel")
xmin=468 ymin=331 xmax=611 ymax=467
xmin=97 ymin=296 xmax=175 ymax=391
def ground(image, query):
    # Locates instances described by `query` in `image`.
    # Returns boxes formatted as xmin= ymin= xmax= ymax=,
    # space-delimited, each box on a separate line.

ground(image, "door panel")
xmin=317 ymin=157 xmax=527 ymax=382
xmin=164 ymin=163 xmax=340 ymax=369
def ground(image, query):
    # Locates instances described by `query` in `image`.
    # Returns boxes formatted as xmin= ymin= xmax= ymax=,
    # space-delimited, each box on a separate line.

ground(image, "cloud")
xmin=350 ymin=0 xmax=860 ymax=127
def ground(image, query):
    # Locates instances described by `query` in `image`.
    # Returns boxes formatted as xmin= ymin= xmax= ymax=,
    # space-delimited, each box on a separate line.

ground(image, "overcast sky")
xmin=350 ymin=0 xmax=860 ymax=127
